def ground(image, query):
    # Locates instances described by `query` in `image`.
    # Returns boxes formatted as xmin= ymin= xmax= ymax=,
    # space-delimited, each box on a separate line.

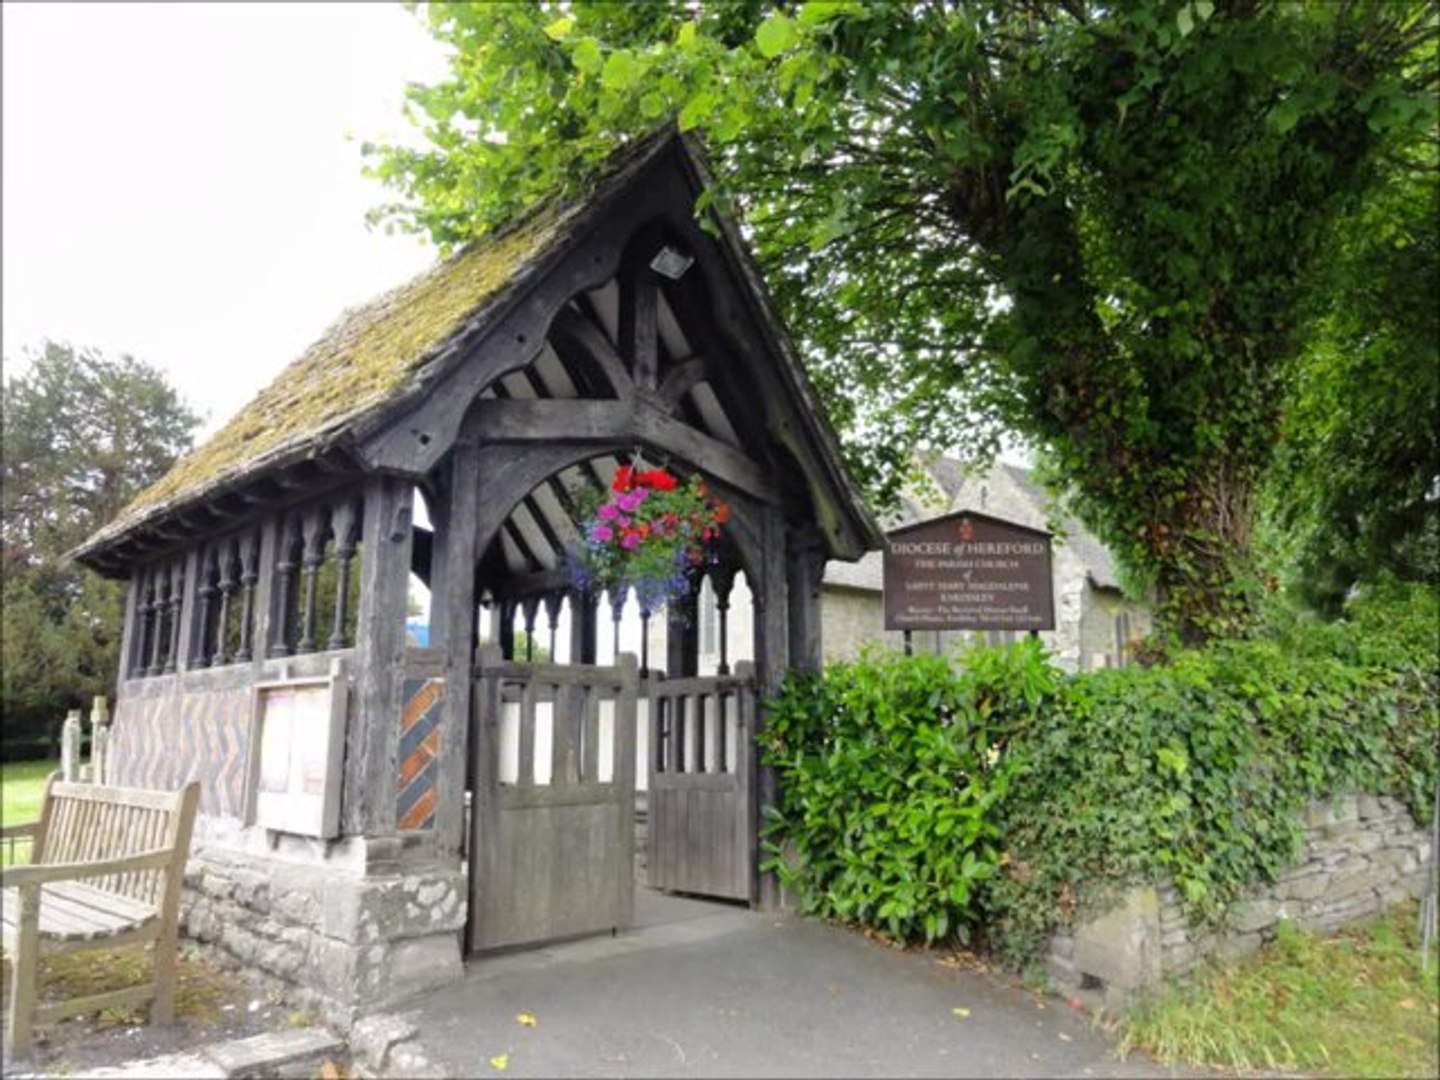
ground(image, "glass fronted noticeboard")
xmin=246 ymin=660 xmax=347 ymax=839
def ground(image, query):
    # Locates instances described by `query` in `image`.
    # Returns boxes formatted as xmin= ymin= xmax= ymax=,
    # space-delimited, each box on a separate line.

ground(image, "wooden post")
xmin=345 ymin=476 xmax=414 ymax=838
xmin=119 ymin=570 xmax=143 ymax=683
xmin=89 ymin=695 xmax=110 ymax=785
xmin=619 ymin=265 xmax=659 ymax=391
xmin=753 ymin=506 xmax=789 ymax=909
xmin=667 ymin=587 xmax=699 ymax=678
xmin=434 ymin=440 xmax=480 ymax=857
xmin=570 ymin=590 xmax=598 ymax=665
xmin=60 ymin=710 xmax=82 ymax=781
xmin=786 ymin=541 xmax=825 ymax=674
xmin=7 ymin=880 xmax=41 ymax=1054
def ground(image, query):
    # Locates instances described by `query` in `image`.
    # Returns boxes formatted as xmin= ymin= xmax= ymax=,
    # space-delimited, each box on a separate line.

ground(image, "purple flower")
xmin=616 ymin=490 xmax=644 ymax=513
xmin=597 ymin=503 xmax=619 ymax=520
xmin=620 ymin=533 xmax=641 ymax=550
xmin=593 ymin=524 xmax=613 ymax=542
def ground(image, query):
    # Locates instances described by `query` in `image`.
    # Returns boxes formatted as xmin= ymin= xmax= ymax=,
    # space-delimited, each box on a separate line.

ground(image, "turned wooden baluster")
xmin=521 ymin=596 xmax=540 ymax=662
xmin=135 ymin=574 xmax=156 ymax=677
xmin=192 ymin=548 xmax=219 ymax=669
xmin=234 ymin=533 xmax=259 ymax=662
xmin=326 ymin=500 xmax=361 ymax=650
xmin=164 ymin=560 xmax=185 ymax=673
xmin=269 ymin=518 xmax=302 ymax=658
xmin=543 ymin=592 xmax=563 ymax=661
xmin=711 ymin=566 xmax=737 ymax=676
xmin=148 ymin=566 xmax=170 ymax=676
xmin=610 ymin=586 xmax=628 ymax=663
xmin=297 ymin=507 xmax=331 ymax=654
xmin=638 ymin=598 xmax=653 ymax=675
xmin=212 ymin=541 xmax=238 ymax=666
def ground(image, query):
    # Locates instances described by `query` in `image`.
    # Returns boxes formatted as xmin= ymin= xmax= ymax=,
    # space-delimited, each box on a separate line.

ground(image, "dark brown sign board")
xmin=883 ymin=510 xmax=1055 ymax=632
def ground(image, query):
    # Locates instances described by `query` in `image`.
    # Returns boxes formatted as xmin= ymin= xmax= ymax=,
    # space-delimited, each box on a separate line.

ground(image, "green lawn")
xmin=1119 ymin=903 xmax=1440 ymax=1078
xmin=1 ymin=758 xmax=58 ymax=864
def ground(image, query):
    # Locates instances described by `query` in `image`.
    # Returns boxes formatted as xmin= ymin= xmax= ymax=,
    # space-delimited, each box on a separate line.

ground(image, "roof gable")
xmin=76 ymin=131 xmax=880 ymax=571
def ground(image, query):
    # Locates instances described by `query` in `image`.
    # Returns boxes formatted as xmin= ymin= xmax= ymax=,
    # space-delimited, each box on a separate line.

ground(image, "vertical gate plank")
xmin=582 ymin=685 xmax=600 ymax=783
xmin=517 ymin=679 xmax=536 ymax=790
xmin=468 ymin=656 xmax=638 ymax=953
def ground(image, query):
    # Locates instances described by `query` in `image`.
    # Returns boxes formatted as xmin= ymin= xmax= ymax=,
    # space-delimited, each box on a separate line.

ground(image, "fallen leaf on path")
xmin=1057 ymin=1031 xmax=1072 ymax=1042
xmin=951 ymin=1007 xmax=971 ymax=1019
xmin=1398 ymin=998 xmax=1416 ymax=1011
xmin=319 ymin=1060 xmax=349 ymax=1080
xmin=517 ymin=1012 xmax=538 ymax=1027
xmin=490 ymin=1053 xmax=509 ymax=1071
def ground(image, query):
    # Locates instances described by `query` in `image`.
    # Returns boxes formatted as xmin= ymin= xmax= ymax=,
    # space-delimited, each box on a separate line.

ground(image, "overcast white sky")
xmin=3 ymin=2 xmax=450 ymax=436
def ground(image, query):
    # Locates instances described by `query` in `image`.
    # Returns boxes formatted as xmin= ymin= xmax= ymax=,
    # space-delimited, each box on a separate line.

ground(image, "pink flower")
xmin=593 ymin=524 xmax=613 ymax=542
xmin=617 ymin=490 xmax=644 ymax=513
xmin=597 ymin=503 xmax=619 ymax=520
xmin=620 ymin=533 xmax=641 ymax=550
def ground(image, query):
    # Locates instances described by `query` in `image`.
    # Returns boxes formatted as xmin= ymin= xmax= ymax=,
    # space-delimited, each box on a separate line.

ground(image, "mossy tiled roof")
xmin=75 ymin=128 xmax=883 ymax=571
xmin=132 ymin=208 xmax=569 ymax=513
xmin=79 ymin=134 xmax=686 ymax=569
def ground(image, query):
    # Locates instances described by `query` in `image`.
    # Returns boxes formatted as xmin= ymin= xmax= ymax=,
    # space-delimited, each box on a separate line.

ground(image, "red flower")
xmin=637 ymin=469 xmax=678 ymax=492
xmin=612 ymin=465 xmax=635 ymax=493
xmin=715 ymin=503 xmax=730 ymax=524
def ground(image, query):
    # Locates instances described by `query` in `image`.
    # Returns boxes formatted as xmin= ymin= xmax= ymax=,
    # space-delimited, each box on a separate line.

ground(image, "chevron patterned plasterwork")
xmin=110 ymin=687 xmax=251 ymax=817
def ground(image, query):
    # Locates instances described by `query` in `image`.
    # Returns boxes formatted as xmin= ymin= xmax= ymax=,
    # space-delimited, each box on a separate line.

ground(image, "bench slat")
xmin=19 ymin=888 xmax=120 ymax=935
xmin=0 ymin=885 xmax=156 ymax=942
xmin=49 ymin=881 xmax=157 ymax=928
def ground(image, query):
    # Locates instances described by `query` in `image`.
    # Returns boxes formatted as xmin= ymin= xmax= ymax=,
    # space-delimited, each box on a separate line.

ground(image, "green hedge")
xmin=761 ymin=585 xmax=1438 ymax=969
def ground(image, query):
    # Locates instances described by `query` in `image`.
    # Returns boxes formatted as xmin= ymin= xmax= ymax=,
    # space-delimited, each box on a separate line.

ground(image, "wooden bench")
xmin=1 ymin=776 xmax=199 ymax=1057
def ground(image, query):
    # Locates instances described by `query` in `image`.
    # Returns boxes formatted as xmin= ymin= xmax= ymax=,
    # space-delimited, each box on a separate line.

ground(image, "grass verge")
xmin=1 ymin=758 xmax=58 ymax=865
xmin=1118 ymin=902 xmax=1440 ymax=1078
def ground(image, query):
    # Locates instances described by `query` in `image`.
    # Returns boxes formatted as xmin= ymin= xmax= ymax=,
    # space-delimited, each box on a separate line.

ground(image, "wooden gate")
xmin=645 ymin=663 xmax=756 ymax=901
xmin=468 ymin=653 xmax=638 ymax=953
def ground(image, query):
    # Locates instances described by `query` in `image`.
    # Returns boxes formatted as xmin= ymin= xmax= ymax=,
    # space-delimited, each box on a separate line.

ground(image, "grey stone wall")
xmin=182 ymin=844 xmax=467 ymax=1028
xmin=1047 ymin=793 xmax=1433 ymax=1009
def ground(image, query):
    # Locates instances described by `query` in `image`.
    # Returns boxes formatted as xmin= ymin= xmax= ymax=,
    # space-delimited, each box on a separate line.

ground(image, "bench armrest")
xmin=0 ymin=822 xmax=39 ymax=840
xmin=0 ymin=845 xmax=174 ymax=888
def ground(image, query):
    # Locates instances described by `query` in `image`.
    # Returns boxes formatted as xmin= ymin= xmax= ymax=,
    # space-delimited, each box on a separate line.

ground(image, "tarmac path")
xmin=398 ymin=891 xmax=1199 ymax=1079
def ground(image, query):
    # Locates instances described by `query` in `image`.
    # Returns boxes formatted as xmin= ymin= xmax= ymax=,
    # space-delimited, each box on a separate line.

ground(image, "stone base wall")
xmin=1047 ymin=793 xmax=1433 ymax=1009
xmin=182 ymin=843 xmax=467 ymax=1029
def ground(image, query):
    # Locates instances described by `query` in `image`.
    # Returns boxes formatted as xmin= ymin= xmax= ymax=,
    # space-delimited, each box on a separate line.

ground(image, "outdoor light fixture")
xmin=648 ymin=243 xmax=694 ymax=281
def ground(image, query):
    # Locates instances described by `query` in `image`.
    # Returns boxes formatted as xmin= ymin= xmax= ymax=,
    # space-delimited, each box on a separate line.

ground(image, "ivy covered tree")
xmin=365 ymin=0 xmax=1437 ymax=644
xmin=1 ymin=342 xmax=198 ymax=756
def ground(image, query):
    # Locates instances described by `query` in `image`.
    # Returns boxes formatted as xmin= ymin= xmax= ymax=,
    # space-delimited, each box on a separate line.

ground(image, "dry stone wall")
xmin=182 ymin=844 xmax=467 ymax=1028
xmin=1047 ymin=793 xmax=1434 ymax=1009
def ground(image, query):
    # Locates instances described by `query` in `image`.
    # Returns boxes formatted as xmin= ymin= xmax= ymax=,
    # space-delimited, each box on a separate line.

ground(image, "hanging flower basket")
xmin=569 ymin=462 xmax=729 ymax=610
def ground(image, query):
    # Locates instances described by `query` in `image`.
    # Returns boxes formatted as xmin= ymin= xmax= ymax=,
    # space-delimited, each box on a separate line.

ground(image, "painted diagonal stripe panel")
xmin=398 ymin=678 xmax=444 ymax=831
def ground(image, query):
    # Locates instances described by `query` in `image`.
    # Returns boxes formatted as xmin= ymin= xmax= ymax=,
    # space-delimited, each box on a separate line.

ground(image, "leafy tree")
xmin=2 ymin=342 xmax=199 ymax=756
xmin=366 ymin=0 xmax=1437 ymax=644
xmin=1260 ymin=145 xmax=1439 ymax=616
